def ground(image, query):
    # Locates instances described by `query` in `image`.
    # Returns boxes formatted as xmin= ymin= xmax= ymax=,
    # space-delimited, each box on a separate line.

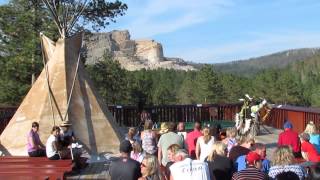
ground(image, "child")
xmin=223 ymin=127 xmax=238 ymax=156
xmin=130 ymin=141 xmax=144 ymax=163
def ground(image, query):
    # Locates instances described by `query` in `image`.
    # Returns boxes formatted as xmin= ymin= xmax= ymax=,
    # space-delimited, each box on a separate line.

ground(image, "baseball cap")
xmin=246 ymin=151 xmax=261 ymax=165
xmin=283 ymin=121 xmax=293 ymax=129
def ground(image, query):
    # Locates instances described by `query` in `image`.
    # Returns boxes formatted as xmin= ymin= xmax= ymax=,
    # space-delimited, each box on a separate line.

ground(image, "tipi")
xmin=0 ymin=1 xmax=123 ymax=156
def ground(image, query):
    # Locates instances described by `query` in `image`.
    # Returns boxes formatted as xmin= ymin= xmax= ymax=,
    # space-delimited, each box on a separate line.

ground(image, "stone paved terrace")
xmin=66 ymin=125 xmax=283 ymax=180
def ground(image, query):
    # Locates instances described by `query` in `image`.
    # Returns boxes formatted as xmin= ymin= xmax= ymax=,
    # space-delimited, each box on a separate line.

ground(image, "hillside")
xmin=83 ymin=30 xmax=196 ymax=71
xmin=214 ymin=48 xmax=320 ymax=76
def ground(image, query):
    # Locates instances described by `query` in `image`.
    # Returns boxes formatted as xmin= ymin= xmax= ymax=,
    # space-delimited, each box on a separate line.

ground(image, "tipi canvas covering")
xmin=0 ymin=33 xmax=122 ymax=156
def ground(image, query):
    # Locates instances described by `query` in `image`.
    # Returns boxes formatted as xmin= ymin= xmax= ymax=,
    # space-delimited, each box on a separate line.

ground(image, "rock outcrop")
xmin=84 ymin=30 xmax=195 ymax=71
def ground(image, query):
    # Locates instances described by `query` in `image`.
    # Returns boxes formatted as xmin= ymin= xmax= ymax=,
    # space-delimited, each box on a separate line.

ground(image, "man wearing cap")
xmin=59 ymin=121 xmax=75 ymax=147
xmin=235 ymin=143 xmax=271 ymax=173
xmin=109 ymin=140 xmax=141 ymax=180
xmin=158 ymin=122 xmax=184 ymax=167
xmin=232 ymin=151 xmax=268 ymax=180
xmin=278 ymin=120 xmax=301 ymax=157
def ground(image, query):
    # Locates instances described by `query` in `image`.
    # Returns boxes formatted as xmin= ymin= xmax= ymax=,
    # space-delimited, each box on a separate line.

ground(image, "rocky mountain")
xmin=214 ymin=48 xmax=320 ymax=76
xmin=84 ymin=30 xmax=196 ymax=71
xmin=83 ymin=30 xmax=320 ymax=74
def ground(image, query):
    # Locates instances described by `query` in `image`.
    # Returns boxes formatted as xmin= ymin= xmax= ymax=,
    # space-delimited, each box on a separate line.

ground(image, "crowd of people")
xmin=109 ymin=119 xmax=320 ymax=180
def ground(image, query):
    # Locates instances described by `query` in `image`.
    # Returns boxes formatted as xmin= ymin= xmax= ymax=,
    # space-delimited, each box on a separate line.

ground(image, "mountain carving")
xmin=84 ymin=30 xmax=196 ymax=71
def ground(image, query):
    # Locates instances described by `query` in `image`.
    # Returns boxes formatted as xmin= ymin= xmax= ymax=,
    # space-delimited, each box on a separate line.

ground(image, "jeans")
xmin=28 ymin=149 xmax=46 ymax=157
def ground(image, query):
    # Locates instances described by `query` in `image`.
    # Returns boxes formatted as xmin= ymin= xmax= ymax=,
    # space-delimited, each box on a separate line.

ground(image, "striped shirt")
xmin=232 ymin=167 xmax=268 ymax=180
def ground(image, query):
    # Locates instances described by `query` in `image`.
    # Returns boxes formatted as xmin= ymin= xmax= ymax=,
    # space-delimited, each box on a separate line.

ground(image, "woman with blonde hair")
xmin=304 ymin=121 xmax=320 ymax=153
xmin=138 ymin=155 xmax=161 ymax=180
xmin=268 ymin=145 xmax=306 ymax=179
xmin=196 ymin=126 xmax=215 ymax=161
xmin=205 ymin=141 xmax=232 ymax=180
xmin=222 ymin=127 xmax=238 ymax=155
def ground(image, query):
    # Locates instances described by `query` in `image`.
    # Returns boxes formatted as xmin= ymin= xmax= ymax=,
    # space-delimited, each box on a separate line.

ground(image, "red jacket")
xmin=278 ymin=129 xmax=300 ymax=153
xmin=301 ymin=141 xmax=320 ymax=162
xmin=186 ymin=130 xmax=202 ymax=159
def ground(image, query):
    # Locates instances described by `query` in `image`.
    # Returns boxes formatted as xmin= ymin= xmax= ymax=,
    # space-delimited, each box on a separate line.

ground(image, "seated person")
xmin=275 ymin=171 xmax=299 ymax=180
xmin=126 ymin=127 xmax=140 ymax=144
xmin=27 ymin=122 xmax=46 ymax=157
xmin=309 ymin=162 xmax=320 ymax=180
xmin=131 ymin=141 xmax=144 ymax=163
xmin=300 ymin=133 xmax=320 ymax=163
xmin=59 ymin=121 xmax=75 ymax=147
xmin=268 ymin=146 xmax=306 ymax=179
xmin=46 ymin=126 xmax=61 ymax=160
xmin=278 ymin=120 xmax=301 ymax=158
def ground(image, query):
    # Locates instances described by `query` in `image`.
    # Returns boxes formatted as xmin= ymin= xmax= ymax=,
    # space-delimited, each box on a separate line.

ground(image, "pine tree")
xmin=195 ymin=65 xmax=223 ymax=104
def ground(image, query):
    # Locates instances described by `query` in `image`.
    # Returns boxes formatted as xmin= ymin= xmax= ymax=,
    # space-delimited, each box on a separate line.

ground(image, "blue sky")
xmin=2 ymin=0 xmax=320 ymax=63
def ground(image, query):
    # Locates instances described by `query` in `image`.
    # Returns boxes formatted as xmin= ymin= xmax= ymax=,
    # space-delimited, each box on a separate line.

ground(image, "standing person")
xmin=109 ymin=140 xmax=142 ymax=180
xmin=46 ymin=126 xmax=61 ymax=160
xmin=278 ymin=120 xmax=301 ymax=158
xmin=158 ymin=122 xmax=184 ymax=167
xmin=170 ymin=149 xmax=210 ymax=180
xmin=27 ymin=122 xmax=46 ymax=157
xmin=186 ymin=120 xmax=203 ymax=159
xmin=138 ymin=155 xmax=161 ymax=180
xmin=165 ymin=144 xmax=181 ymax=179
xmin=177 ymin=122 xmax=187 ymax=140
xmin=138 ymin=110 xmax=151 ymax=133
xmin=268 ymin=145 xmax=306 ymax=180
xmin=205 ymin=141 xmax=233 ymax=180
xmin=232 ymin=151 xmax=268 ymax=180
xmin=131 ymin=141 xmax=144 ymax=163
xmin=222 ymin=127 xmax=238 ymax=156
xmin=141 ymin=120 xmax=157 ymax=155
xmin=126 ymin=127 xmax=140 ymax=145
xmin=196 ymin=126 xmax=215 ymax=161
xmin=229 ymin=134 xmax=254 ymax=162
xmin=299 ymin=133 xmax=320 ymax=162
xmin=304 ymin=121 xmax=320 ymax=154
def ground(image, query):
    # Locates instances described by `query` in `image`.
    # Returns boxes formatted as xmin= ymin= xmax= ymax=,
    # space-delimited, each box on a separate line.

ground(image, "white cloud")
xmin=123 ymin=0 xmax=235 ymax=38
xmin=176 ymin=31 xmax=320 ymax=63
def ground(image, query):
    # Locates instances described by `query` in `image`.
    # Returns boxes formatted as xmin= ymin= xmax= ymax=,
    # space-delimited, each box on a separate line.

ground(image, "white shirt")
xmin=170 ymin=158 xmax=210 ymax=180
xmin=46 ymin=134 xmax=58 ymax=158
xmin=198 ymin=136 xmax=215 ymax=161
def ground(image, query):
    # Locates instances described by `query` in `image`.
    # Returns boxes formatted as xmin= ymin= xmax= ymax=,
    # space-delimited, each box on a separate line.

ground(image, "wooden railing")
xmin=1 ymin=104 xmax=320 ymax=134
xmin=108 ymin=104 xmax=242 ymax=127
xmin=264 ymin=105 xmax=320 ymax=133
xmin=0 ymin=104 xmax=241 ymax=133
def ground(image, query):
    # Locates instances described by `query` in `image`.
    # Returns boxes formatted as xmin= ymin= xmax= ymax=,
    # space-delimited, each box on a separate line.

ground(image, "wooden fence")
xmin=108 ymin=104 xmax=242 ymax=127
xmin=264 ymin=105 xmax=320 ymax=133
xmin=1 ymin=104 xmax=320 ymax=134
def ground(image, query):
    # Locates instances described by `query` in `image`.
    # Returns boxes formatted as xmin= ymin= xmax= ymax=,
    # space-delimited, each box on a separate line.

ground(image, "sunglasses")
xmin=140 ymin=163 xmax=147 ymax=168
